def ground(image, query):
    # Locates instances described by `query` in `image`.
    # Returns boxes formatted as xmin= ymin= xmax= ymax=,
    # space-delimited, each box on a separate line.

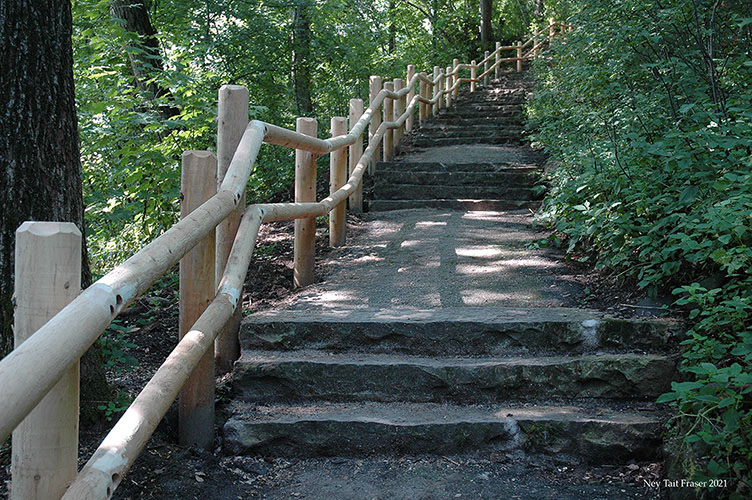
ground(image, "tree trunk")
xmin=292 ymin=0 xmax=314 ymax=116
xmin=480 ymin=0 xmax=493 ymax=52
xmin=110 ymin=0 xmax=179 ymax=118
xmin=388 ymin=0 xmax=396 ymax=53
xmin=0 ymin=0 xmax=109 ymax=422
xmin=534 ymin=0 xmax=545 ymax=20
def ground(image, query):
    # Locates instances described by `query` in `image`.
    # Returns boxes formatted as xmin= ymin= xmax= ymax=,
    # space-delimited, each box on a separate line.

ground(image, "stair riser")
xmin=374 ymin=185 xmax=540 ymax=201
xmin=240 ymin=318 xmax=676 ymax=356
xmin=223 ymin=418 xmax=662 ymax=464
xmin=368 ymin=199 xmax=540 ymax=211
xmin=232 ymin=356 xmax=676 ymax=403
xmin=377 ymin=162 xmax=541 ymax=173
xmin=374 ymin=171 xmax=540 ymax=186
xmin=414 ymin=130 xmax=523 ymax=140
xmin=412 ymin=137 xmax=524 ymax=147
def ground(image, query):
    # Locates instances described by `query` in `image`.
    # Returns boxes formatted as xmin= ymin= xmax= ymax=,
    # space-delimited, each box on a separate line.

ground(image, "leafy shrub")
xmin=528 ymin=0 xmax=752 ymax=495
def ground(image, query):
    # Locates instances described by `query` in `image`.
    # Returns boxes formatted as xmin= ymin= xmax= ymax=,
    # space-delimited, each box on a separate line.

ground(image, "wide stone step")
xmin=429 ymin=116 xmax=522 ymax=126
xmin=240 ymin=307 xmax=678 ymax=356
xmin=374 ymin=170 xmax=541 ymax=186
xmin=368 ymin=198 xmax=540 ymax=211
xmin=412 ymin=136 xmax=523 ymax=147
xmin=437 ymin=109 xmax=523 ymax=120
xmin=373 ymin=183 xmax=540 ymax=201
xmin=223 ymin=401 xmax=663 ymax=463
xmin=232 ymin=351 xmax=676 ymax=403
xmin=376 ymin=161 xmax=540 ymax=173
xmin=414 ymin=128 xmax=523 ymax=140
xmin=419 ymin=123 xmax=523 ymax=132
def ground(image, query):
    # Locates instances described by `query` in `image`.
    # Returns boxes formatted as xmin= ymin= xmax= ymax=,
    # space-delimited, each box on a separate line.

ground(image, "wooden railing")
xmin=0 ymin=20 xmax=569 ymax=500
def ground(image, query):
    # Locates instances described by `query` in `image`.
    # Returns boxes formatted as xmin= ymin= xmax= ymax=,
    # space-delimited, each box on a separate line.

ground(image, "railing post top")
xmin=407 ymin=64 xmax=415 ymax=71
xmin=182 ymin=150 xmax=217 ymax=161
xmin=331 ymin=116 xmax=346 ymax=127
xmin=370 ymin=75 xmax=382 ymax=84
xmin=219 ymin=84 xmax=248 ymax=95
xmin=349 ymin=97 xmax=363 ymax=108
xmin=296 ymin=116 xmax=317 ymax=126
xmin=394 ymin=77 xmax=405 ymax=86
xmin=496 ymin=41 xmax=501 ymax=48
xmin=384 ymin=81 xmax=394 ymax=90
xmin=16 ymin=221 xmax=81 ymax=238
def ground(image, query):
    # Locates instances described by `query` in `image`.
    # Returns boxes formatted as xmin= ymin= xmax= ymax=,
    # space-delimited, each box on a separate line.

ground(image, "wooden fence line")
xmin=2 ymin=19 xmax=570 ymax=500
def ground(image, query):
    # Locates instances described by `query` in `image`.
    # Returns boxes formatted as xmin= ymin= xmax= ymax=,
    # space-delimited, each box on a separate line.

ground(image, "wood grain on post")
xmin=495 ymin=41 xmax=501 ymax=78
xmin=11 ymin=222 xmax=80 ymax=500
xmin=470 ymin=60 xmax=477 ymax=92
xmin=549 ymin=18 xmax=555 ymax=38
xmin=517 ymin=41 xmax=523 ymax=72
xmin=445 ymin=66 xmax=452 ymax=108
xmin=406 ymin=65 xmax=416 ymax=132
xmin=214 ymin=84 xmax=248 ymax=374
xmin=179 ymin=150 xmax=217 ymax=450
xmin=368 ymin=76 xmax=382 ymax=175
xmin=383 ymin=81 xmax=394 ymax=161
xmin=452 ymin=58 xmax=459 ymax=98
xmin=433 ymin=66 xmax=441 ymax=114
xmin=348 ymin=98 xmax=364 ymax=213
xmin=483 ymin=52 xmax=490 ymax=86
xmin=419 ymin=75 xmax=427 ymax=123
xmin=394 ymin=78 xmax=405 ymax=147
xmin=294 ymin=117 xmax=318 ymax=287
xmin=329 ymin=117 xmax=347 ymax=247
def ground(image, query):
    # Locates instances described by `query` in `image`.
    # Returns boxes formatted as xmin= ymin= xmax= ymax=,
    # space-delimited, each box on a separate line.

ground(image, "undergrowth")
xmin=528 ymin=1 xmax=752 ymax=497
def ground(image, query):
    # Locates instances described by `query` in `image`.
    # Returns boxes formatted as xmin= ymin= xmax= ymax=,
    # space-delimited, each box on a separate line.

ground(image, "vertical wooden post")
xmin=294 ymin=117 xmax=318 ymax=287
xmin=470 ymin=60 xmax=477 ymax=92
xmin=383 ymin=81 xmax=394 ymax=161
xmin=432 ymin=66 xmax=440 ymax=115
xmin=483 ymin=51 xmax=490 ymax=86
xmin=214 ymin=84 xmax=248 ymax=374
xmin=11 ymin=222 xmax=80 ymax=500
xmin=368 ymin=75 xmax=382 ymax=174
xmin=452 ymin=58 xmax=459 ymax=98
xmin=179 ymin=150 xmax=217 ymax=450
xmin=445 ymin=66 xmax=452 ymax=108
xmin=549 ymin=18 xmax=555 ymax=38
xmin=533 ymin=30 xmax=539 ymax=58
xmin=517 ymin=41 xmax=523 ymax=72
xmin=406 ymin=65 xmax=416 ymax=132
xmin=348 ymin=98 xmax=364 ymax=213
xmin=495 ymin=41 xmax=501 ymax=78
xmin=418 ymin=75 xmax=427 ymax=124
xmin=329 ymin=117 xmax=347 ymax=247
xmin=393 ymin=78 xmax=405 ymax=147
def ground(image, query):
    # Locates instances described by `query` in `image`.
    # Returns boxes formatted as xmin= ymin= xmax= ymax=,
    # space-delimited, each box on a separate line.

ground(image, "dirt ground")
xmin=0 ymin=214 xmax=673 ymax=499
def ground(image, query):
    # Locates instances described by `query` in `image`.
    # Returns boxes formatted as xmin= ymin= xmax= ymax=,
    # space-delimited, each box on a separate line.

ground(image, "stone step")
xmin=232 ymin=351 xmax=676 ymax=403
xmin=413 ymin=128 xmax=523 ymax=140
xmin=376 ymin=161 xmax=541 ymax=173
xmin=437 ymin=109 xmax=523 ymax=119
xmin=428 ymin=116 xmax=522 ymax=126
xmin=373 ymin=183 xmax=540 ymax=201
xmin=412 ymin=136 xmax=524 ymax=147
xmin=240 ymin=307 xmax=678 ymax=356
xmin=419 ymin=123 xmax=523 ymax=132
xmin=223 ymin=401 xmax=664 ymax=463
xmin=374 ymin=170 xmax=541 ymax=187
xmin=368 ymin=198 xmax=541 ymax=211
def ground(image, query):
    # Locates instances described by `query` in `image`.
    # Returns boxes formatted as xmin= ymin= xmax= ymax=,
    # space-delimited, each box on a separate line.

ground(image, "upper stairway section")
xmin=370 ymin=71 xmax=544 ymax=212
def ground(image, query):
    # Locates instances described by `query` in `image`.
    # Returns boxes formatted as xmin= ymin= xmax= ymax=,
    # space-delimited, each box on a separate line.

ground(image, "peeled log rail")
xmin=2 ymin=24 xmax=571 ymax=499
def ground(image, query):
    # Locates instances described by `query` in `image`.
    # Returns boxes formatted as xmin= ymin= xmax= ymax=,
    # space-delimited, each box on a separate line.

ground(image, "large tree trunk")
xmin=388 ymin=0 xmax=397 ymax=53
xmin=480 ymin=0 xmax=493 ymax=52
xmin=110 ymin=0 xmax=179 ymax=119
xmin=0 ymin=0 xmax=109 ymax=422
xmin=292 ymin=0 xmax=314 ymax=116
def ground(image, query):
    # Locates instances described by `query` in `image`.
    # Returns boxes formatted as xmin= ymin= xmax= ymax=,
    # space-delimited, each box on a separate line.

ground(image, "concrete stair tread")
xmin=226 ymin=400 xmax=662 ymax=426
xmin=368 ymin=199 xmax=541 ymax=211
xmin=376 ymin=161 xmax=541 ymax=172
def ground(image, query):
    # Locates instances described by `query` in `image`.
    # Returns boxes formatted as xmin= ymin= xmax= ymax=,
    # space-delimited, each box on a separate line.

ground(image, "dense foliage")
xmin=528 ymin=0 xmax=751 ymax=495
xmin=74 ymin=0 xmax=566 ymax=271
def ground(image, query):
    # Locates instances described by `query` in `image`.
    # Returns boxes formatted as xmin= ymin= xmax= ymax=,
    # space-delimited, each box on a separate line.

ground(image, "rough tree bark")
xmin=0 ymin=0 xmax=109 ymax=420
xmin=110 ymin=0 xmax=179 ymax=118
xmin=292 ymin=0 xmax=314 ymax=115
xmin=480 ymin=0 xmax=493 ymax=52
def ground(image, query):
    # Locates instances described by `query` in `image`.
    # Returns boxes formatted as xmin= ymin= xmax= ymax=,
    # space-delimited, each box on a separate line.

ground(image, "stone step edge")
xmin=222 ymin=401 xmax=664 ymax=462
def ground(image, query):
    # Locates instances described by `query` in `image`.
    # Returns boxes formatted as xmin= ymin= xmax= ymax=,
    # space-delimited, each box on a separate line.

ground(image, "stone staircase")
xmin=222 ymin=73 xmax=678 ymax=479
xmin=370 ymin=72 xmax=542 ymax=212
